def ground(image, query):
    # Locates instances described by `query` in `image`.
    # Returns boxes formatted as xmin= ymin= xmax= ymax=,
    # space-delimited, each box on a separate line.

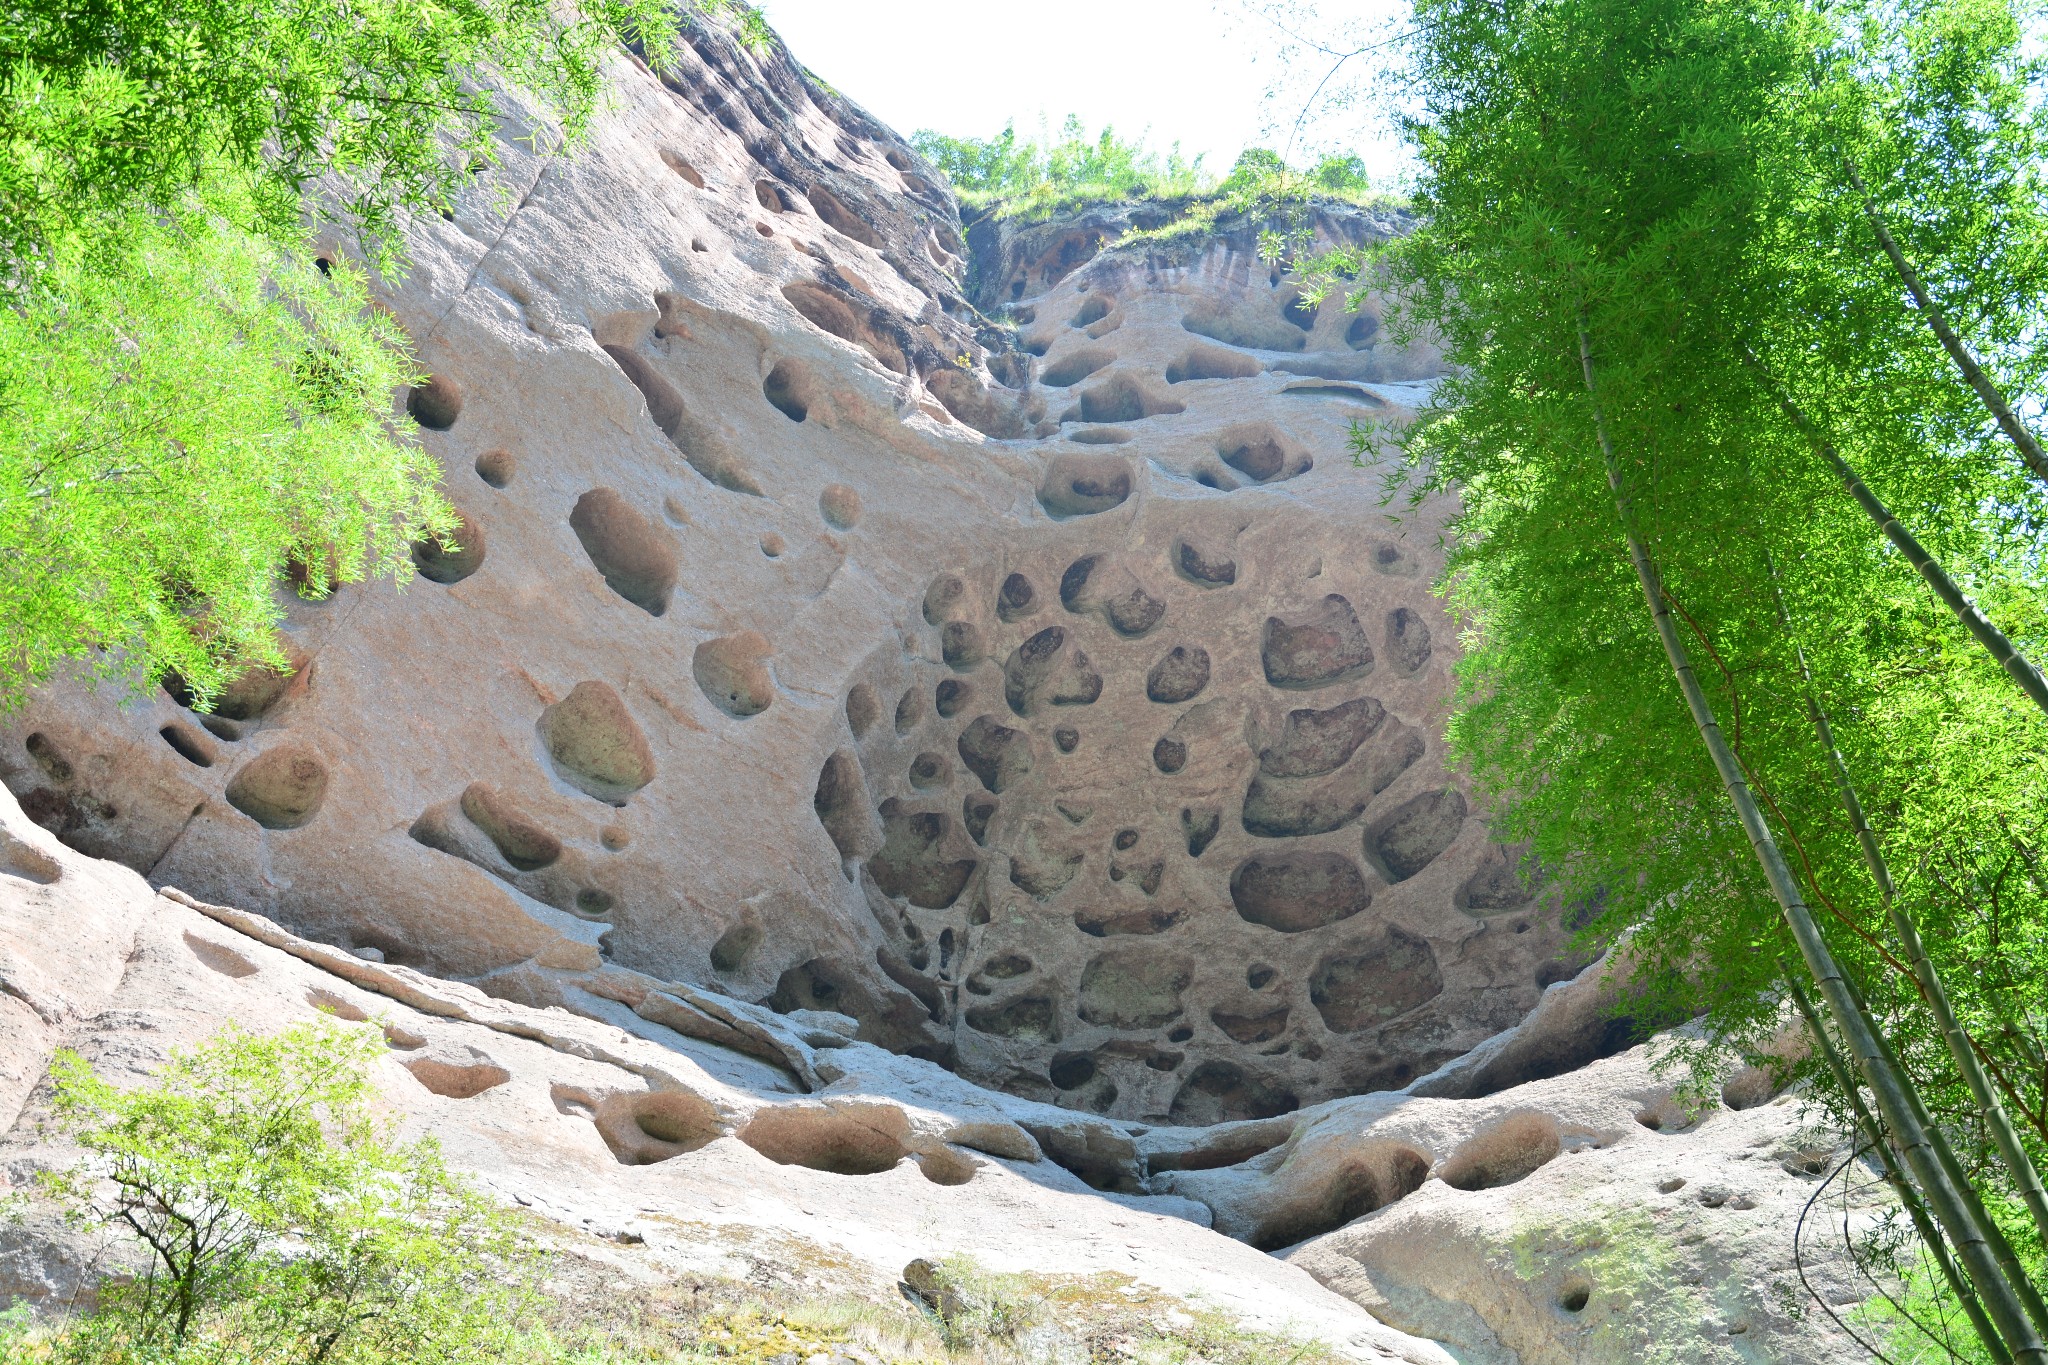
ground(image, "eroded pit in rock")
xmin=540 ymin=682 xmax=654 ymax=804
xmin=1311 ymin=928 xmax=1445 ymax=1032
xmin=226 ymin=745 xmax=329 ymax=831
xmin=583 ymin=1087 xmax=723 ymax=1165
xmin=1169 ymin=1061 xmax=1299 ymax=1128
xmin=1230 ymin=851 xmax=1371 ymax=932
xmin=1437 ymin=1111 xmax=1563 ymax=1191
xmin=404 ymin=1048 xmax=512 ymax=1100
xmin=1247 ymin=1140 xmax=1430 ymax=1250
xmin=740 ymin=1104 xmax=910 ymax=1175
xmin=1077 ymin=950 xmax=1192 ymax=1029
xmin=570 ymin=488 xmax=678 ymax=616
xmin=1038 ymin=453 xmax=1133 ymax=518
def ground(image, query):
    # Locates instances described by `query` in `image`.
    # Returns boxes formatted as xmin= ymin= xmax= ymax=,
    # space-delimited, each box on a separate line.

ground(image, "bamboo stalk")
xmin=1851 ymin=972 xmax=2048 ymax=1338
xmin=1771 ymin=570 xmax=2048 ymax=1249
xmin=1578 ymin=320 xmax=2048 ymax=1363
xmin=1788 ymin=973 xmax=2012 ymax=1363
xmin=1843 ymin=161 xmax=2048 ymax=493
xmin=1736 ymin=342 xmax=2048 ymax=723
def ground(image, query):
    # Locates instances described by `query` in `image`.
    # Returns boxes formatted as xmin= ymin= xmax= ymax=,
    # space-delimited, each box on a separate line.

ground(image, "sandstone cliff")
xmin=0 ymin=15 xmax=1880 ymax=1362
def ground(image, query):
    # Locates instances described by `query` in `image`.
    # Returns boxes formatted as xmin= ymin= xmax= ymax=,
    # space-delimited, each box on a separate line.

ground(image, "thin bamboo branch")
xmin=1736 ymin=342 xmax=2048 ymax=722
xmin=1579 ymin=318 xmax=2048 ymax=1362
xmin=1843 ymin=160 xmax=2048 ymax=492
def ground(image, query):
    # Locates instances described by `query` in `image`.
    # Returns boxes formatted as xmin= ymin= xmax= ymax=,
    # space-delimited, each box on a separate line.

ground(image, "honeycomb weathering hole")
xmin=820 ymin=482 xmax=864 ymax=529
xmin=1038 ymin=452 xmax=1133 ymax=518
xmin=1075 ymin=374 xmax=1184 ymax=425
xmin=1169 ymin=1061 xmax=1299 ymax=1128
xmin=957 ymin=715 xmax=1032 ymax=793
xmin=813 ymin=750 xmax=868 ymax=860
xmin=569 ymin=487 xmax=679 ymax=616
xmin=0 ymin=832 xmax=62 ymax=884
xmin=474 ymin=448 xmax=515 ymax=487
xmin=1386 ymin=607 xmax=1434 ymax=676
xmin=806 ymin=184 xmax=885 ymax=249
xmin=693 ymin=631 xmax=776 ymax=718
xmin=1078 ymin=951 xmax=1193 ymax=1028
xmin=602 ymin=344 xmax=685 ymax=436
xmin=1229 ymin=851 xmax=1371 ymax=932
xmin=406 ymin=373 xmax=463 ymax=430
xmin=763 ymin=359 xmax=813 ymax=422
xmin=403 ymin=1049 xmax=512 ymax=1099
xmin=739 ymin=1105 xmax=910 ymax=1175
xmin=305 ymin=987 xmax=369 ymax=1022
xmin=1249 ymin=1141 xmax=1430 ymax=1251
xmin=225 ymin=744 xmax=329 ymax=830
xmin=782 ymin=281 xmax=905 ymax=374
xmin=383 ymin=1023 xmax=427 ymax=1050
xmin=1003 ymin=626 xmax=1104 ymax=716
xmin=592 ymin=1089 xmax=723 ymax=1164
xmin=1366 ymin=787 xmax=1469 ymax=882
xmin=411 ymin=509 xmax=486 ymax=584
xmin=1438 ymin=1112 xmax=1564 ymax=1191
xmin=1146 ymin=645 xmax=1211 ymax=703
xmin=1041 ymin=347 xmax=1113 ymax=388
xmin=1262 ymin=596 xmax=1372 ymax=689
xmin=658 ymin=148 xmax=705 ymax=187
xmin=846 ymin=683 xmax=881 ymax=736
xmin=1721 ymin=1064 xmax=1785 ymax=1110
xmin=869 ymin=801 xmax=977 ymax=909
xmin=1217 ymin=422 xmax=1309 ymax=484
xmin=915 ymin=1146 xmax=980 ymax=1186
xmin=1167 ymin=345 xmax=1265 ymax=383
xmin=459 ymin=782 xmax=561 ymax=870
xmin=183 ymin=930 xmax=257 ymax=978
xmin=539 ymin=680 xmax=655 ymax=804
xmin=164 ymin=635 xmax=308 ymax=721
xmin=1181 ymin=305 xmax=1307 ymax=354
xmin=158 ymin=722 xmax=215 ymax=768
xmin=1310 ymin=928 xmax=1444 ymax=1033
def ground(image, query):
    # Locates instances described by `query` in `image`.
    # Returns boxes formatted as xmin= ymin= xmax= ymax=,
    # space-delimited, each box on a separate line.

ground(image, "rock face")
xmin=0 ymin=785 xmax=1873 ymax=1363
xmin=0 ymin=24 xmax=1892 ymax=1357
xmin=0 ymin=19 xmax=1572 ymax=1123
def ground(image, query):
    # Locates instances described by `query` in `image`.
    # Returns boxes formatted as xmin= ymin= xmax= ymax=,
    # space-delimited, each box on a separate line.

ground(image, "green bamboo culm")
xmin=1772 ymin=567 xmax=2048 ymax=1256
xmin=1582 ymin=325 xmax=2048 ymax=1360
xmin=1787 ymin=973 xmax=2013 ymax=1363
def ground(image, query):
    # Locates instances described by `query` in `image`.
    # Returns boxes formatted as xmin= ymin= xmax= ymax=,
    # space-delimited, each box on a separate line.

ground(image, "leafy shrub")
xmin=0 ymin=205 xmax=452 ymax=709
xmin=0 ymin=0 xmax=704 ymax=709
xmin=34 ymin=1021 xmax=537 ymax=1363
xmin=911 ymin=116 xmax=1212 ymax=219
xmin=0 ymin=0 xmax=686 ymax=267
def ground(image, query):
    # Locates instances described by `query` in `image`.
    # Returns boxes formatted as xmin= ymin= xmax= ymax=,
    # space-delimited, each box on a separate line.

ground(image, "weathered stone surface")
xmin=2 ymin=4 xmax=1559 ymax=1135
xmin=0 ymin=15 xmax=1887 ymax=1346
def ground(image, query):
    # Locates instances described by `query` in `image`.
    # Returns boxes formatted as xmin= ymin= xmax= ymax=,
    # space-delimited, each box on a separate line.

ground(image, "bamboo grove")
xmin=1302 ymin=0 xmax=2048 ymax=1353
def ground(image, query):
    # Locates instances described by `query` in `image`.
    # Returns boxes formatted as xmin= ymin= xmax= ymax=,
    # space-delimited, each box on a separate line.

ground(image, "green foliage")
xmin=36 ymin=1021 xmax=536 ymax=1363
xmin=0 ymin=0 xmax=698 ymax=707
xmin=1368 ymin=0 xmax=2048 ymax=1334
xmin=0 ymin=0 xmax=684 ymax=268
xmin=910 ymin=116 xmax=1213 ymax=220
xmin=911 ymin=117 xmax=1391 ymax=254
xmin=0 ymin=205 xmax=451 ymax=708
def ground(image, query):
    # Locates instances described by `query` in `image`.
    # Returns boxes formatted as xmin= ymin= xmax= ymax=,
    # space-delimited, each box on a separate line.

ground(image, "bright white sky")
xmin=754 ymin=0 xmax=1415 ymax=185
